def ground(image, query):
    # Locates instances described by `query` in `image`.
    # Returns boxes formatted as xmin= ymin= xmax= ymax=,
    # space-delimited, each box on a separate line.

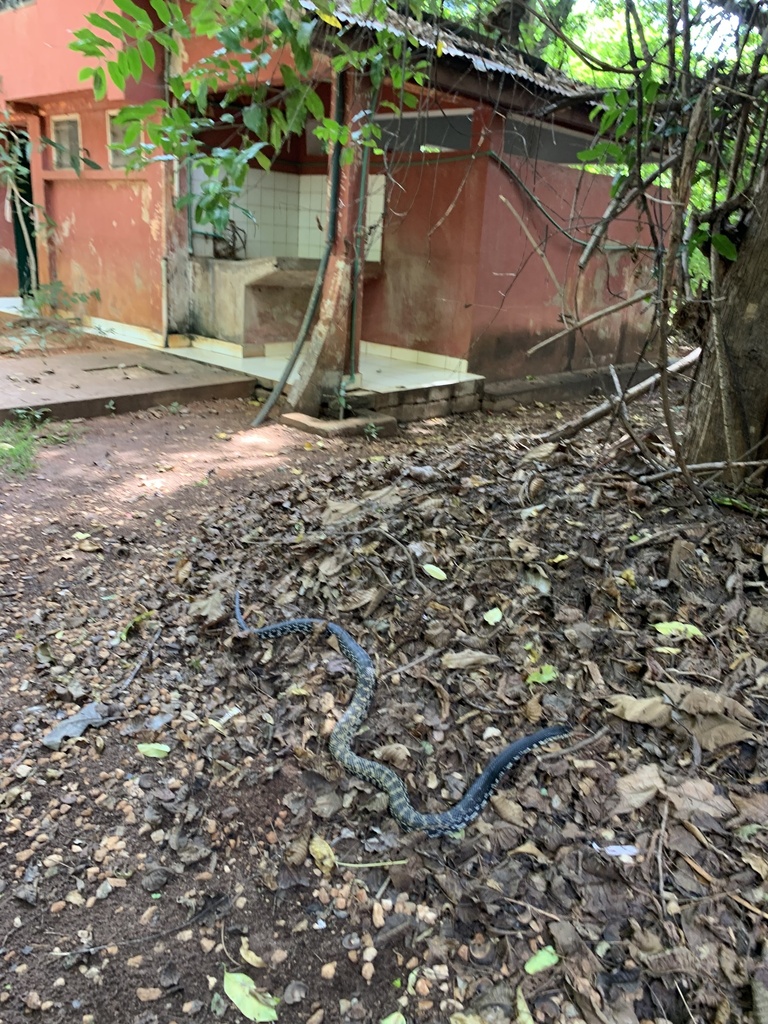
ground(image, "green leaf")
xmin=137 ymin=743 xmax=171 ymax=758
xmin=577 ymin=142 xmax=611 ymax=162
xmin=86 ymin=11 xmax=127 ymax=41
xmin=126 ymin=46 xmax=143 ymax=82
xmin=93 ymin=67 xmax=108 ymax=101
xmin=483 ymin=607 xmax=503 ymax=625
xmin=138 ymin=38 xmax=156 ymax=70
xmin=107 ymin=59 xmax=126 ymax=91
xmin=114 ymin=0 xmax=153 ymax=31
xmin=615 ymin=107 xmax=637 ymax=139
xmin=305 ymin=88 xmax=324 ymax=121
xmin=422 ymin=563 xmax=447 ymax=580
xmin=102 ymin=9 xmax=143 ymax=37
xmin=652 ymin=621 xmax=704 ymax=640
xmin=526 ymin=664 xmax=558 ymax=685
xmin=380 ymin=1014 xmax=407 ymax=1024
xmin=222 ymin=972 xmax=278 ymax=1022
xmin=643 ymin=77 xmax=660 ymax=103
xmin=242 ymin=103 xmax=266 ymax=138
xmin=524 ymin=945 xmax=559 ymax=974
xmin=711 ymin=233 xmax=738 ymax=261
xmin=149 ymin=0 xmax=171 ymax=22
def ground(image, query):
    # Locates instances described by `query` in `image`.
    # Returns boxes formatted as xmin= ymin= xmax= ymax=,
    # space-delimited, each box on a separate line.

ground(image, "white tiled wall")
xmin=297 ymin=174 xmax=328 ymax=259
xmin=233 ymin=170 xmax=299 ymax=258
xmin=366 ymin=175 xmax=385 ymax=262
xmin=190 ymin=166 xmax=384 ymax=262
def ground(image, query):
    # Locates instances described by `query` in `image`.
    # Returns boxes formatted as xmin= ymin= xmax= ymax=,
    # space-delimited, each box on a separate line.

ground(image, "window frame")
xmin=106 ymin=110 xmax=141 ymax=170
xmin=49 ymin=114 xmax=82 ymax=171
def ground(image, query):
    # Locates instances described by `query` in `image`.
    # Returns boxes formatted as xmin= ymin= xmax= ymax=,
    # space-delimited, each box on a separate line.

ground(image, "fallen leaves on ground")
xmin=0 ymin=397 xmax=765 ymax=1024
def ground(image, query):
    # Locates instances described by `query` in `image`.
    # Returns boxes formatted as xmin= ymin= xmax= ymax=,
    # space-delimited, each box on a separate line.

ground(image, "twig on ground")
xmin=608 ymin=364 xmax=665 ymax=469
xmin=639 ymin=459 xmax=768 ymax=483
xmin=625 ymin=525 xmax=694 ymax=549
xmin=657 ymin=799 xmax=669 ymax=907
xmin=382 ymin=647 xmax=439 ymax=678
xmin=538 ymin=348 xmax=701 ymax=443
xmin=109 ymin=627 xmax=162 ymax=697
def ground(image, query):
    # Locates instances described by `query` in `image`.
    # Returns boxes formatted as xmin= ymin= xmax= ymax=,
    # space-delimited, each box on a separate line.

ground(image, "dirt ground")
xmin=0 ymin=386 xmax=766 ymax=1024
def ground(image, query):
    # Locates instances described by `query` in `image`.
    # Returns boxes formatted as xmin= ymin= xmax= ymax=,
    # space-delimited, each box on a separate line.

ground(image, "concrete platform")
xmin=280 ymin=411 xmax=398 ymax=438
xmin=0 ymin=349 xmax=255 ymax=422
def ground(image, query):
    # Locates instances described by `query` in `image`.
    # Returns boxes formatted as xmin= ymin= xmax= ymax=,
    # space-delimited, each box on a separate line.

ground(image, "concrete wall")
xmin=0 ymin=0 xmax=125 ymax=104
xmin=468 ymin=140 xmax=656 ymax=380
xmin=361 ymin=111 xmax=658 ymax=380
xmin=361 ymin=152 xmax=489 ymax=361
xmin=36 ymin=94 xmax=170 ymax=331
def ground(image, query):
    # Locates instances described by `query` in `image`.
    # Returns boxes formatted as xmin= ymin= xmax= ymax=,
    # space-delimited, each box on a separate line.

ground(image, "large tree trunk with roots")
xmin=685 ymin=180 xmax=768 ymax=483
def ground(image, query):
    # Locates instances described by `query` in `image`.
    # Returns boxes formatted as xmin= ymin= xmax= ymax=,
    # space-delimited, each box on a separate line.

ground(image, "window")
xmin=374 ymin=110 xmax=474 ymax=154
xmin=50 ymin=116 xmax=81 ymax=170
xmin=503 ymin=117 xmax=591 ymax=165
xmin=107 ymin=113 xmax=133 ymax=169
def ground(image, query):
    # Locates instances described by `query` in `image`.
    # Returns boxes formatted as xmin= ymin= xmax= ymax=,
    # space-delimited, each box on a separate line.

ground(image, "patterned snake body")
xmin=235 ymin=593 xmax=569 ymax=837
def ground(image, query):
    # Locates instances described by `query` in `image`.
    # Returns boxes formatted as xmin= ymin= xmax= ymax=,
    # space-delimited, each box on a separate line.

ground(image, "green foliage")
xmin=0 ymin=410 xmax=74 ymax=477
xmin=21 ymin=281 xmax=101 ymax=320
xmin=71 ymin=0 xmax=430 ymax=231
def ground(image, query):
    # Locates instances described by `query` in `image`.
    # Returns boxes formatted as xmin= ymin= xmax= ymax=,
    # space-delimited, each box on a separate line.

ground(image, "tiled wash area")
xmin=190 ymin=167 xmax=385 ymax=262
xmin=169 ymin=338 xmax=485 ymax=422
xmin=187 ymin=167 xmax=385 ymax=357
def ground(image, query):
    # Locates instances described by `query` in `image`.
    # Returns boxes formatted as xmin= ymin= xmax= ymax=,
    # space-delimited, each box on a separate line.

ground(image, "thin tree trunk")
xmin=685 ymin=180 xmax=768 ymax=481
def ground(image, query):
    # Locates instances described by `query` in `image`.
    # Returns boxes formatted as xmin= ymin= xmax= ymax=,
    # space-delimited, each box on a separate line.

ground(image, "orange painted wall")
xmin=468 ymin=138 xmax=657 ymax=379
xmin=34 ymin=93 xmax=168 ymax=330
xmin=0 ymin=0 xmax=124 ymax=105
xmin=362 ymin=114 xmax=658 ymax=378
xmin=362 ymin=153 xmax=489 ymax=360
xmin=0 ymin=0 xmax=175 ymax=332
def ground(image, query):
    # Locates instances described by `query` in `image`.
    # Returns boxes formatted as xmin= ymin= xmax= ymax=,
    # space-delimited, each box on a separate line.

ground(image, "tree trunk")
xmin=685 ymin=180 xmax=768 ymax=481
xmin=289 ymin=71 xmax=369 ymax=418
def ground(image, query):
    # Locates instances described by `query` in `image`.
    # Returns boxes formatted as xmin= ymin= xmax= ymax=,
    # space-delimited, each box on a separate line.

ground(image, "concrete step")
xmin=0 ymin=349 xmax=255 ymax=422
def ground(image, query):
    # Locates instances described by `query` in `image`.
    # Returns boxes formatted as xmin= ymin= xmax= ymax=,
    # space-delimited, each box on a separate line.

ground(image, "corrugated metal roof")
xmin=300 ymin=0 xmax=584 ymax=99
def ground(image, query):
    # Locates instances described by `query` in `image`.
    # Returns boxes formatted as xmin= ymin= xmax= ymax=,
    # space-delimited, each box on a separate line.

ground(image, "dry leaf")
xmin=309 ymin=834 xmax=336 ymax=876
xmin=730 ymin=793 xmax=768 ymax=828
xmin=511 ymin=841 xmax=551 ymax=863
xmin=174 ymin=557 xmax=192 ymax=584
xmin=240 ymin=937 xmax=267 ymax=968
xmin=371 ymin=743 xmax=411 ymax=770
xmin=337 ymin=588 xmax=380 ymax=612
xmin=686 ymin=714 xmax=755 ymax=751
xmin=77 ymin=538 xmax=102 ymax=552
xmin=441 ymin=650 xmax=500 ymax=670
xmin=742 ymin=850 xmax=768 ymax=880
xmin=490 ymin=795 xmax=526 ymax=826
xmin=607 ymin=694 xmax=672 ymax=728
xmin=667 ymin=779 xmax=735 ymax=819
xmin=188 ymin=590 xmax=228 ymax=626
xmin=614 ymin=764 xmax=665 ymax=814
xmin=657 ymin=681 xmax=759 ymax=724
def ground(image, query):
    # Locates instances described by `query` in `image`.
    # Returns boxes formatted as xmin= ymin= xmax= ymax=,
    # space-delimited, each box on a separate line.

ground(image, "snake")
xmin=235 ymin=591 xmax=570 ymax=837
